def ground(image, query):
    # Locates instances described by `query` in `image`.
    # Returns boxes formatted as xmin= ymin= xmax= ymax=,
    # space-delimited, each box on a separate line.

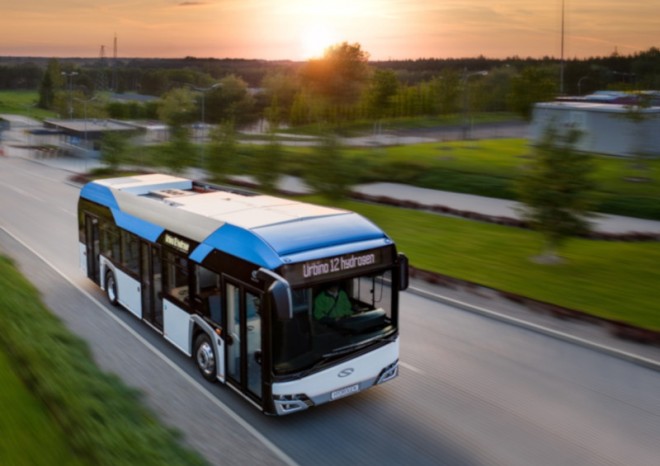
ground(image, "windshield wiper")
xmin=322 ymin=334 xmax=383 ymax=358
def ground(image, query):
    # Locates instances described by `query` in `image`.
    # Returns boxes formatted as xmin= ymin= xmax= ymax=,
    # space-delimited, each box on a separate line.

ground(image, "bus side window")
xmin=194 ymin=265 xmax=222 ymax=324
xmin=164 ymin=252 xmax=189 ymax=303
xmin=121 ymin=231 xmax=140 ymax=275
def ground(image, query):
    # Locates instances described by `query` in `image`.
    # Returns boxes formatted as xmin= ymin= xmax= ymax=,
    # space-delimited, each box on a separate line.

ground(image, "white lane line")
xmin=1 ymin=183 xmax=44 ymax=203
xmin=1 ymin=226 xmax=298 ymax=466
xmin=400 ymin=361 xmax=425 ymax=375
xmin=407 ymin=285 xmax=660 ymax=372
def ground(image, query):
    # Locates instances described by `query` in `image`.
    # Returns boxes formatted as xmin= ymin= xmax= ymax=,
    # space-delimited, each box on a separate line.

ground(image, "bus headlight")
xmin=376 ymin=361 xmax=399 ymax=385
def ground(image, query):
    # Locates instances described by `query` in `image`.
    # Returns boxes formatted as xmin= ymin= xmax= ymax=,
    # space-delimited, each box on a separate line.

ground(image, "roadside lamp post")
xmin=577 ymin=76 xmax=591 ymax=96
xmin=461 ymin=69 xmax=488 ymax=141
xmin=61 ymin=71 xmax=79 ymax=119
xmin=74 ymin=95 xmax=97 ymax=151
xmin=192 ymin=83 xmax=221 ymax=167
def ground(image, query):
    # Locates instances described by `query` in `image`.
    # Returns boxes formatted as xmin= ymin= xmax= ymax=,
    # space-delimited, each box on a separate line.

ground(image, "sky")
xmin=0 ymin=0 xmax=658 ymax=61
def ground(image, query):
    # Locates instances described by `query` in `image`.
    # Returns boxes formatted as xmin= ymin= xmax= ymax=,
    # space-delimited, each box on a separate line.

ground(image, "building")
xmin=531 ymin=99 xmax=660 ymax=157
xmin=43 ymin=119 xmax=142 ymax=158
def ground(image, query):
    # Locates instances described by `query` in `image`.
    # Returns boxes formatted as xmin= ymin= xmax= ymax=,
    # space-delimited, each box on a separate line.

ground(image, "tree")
xmin=300 ymin=42 xmax=371 ymax=107
xmin=156 ymin=87 xmax=196 ymax=173
xmin=206 ymin=121 xmax=238 ymax=183
xmin=508 ymin=67 xmax=557 ymax=120
xmin=302 ymin=131 xmax=354 ymax=200
xmin=261 ymin=71 xmax=299 ymax=127
xmin=516 ymin=124 xmax=596 ymax=263
xmin=158 ymin=87 xmax=196 ymax=127
xmin=162 ymin=125 xmax=195 ymax=174
xmin=430 ymin=68 xmax=461 ymax=115
xmin=204 ymin=74 xmax=255 ymax=124
xmin=252 ymin=135 xmax=284 ymax=193
xmin=100 ymin=132 xmax=131 ymax=171
xmin=366 ymin=69 xmax=399 ymax=119
xmin=38 ymin=70 xmax=56 ymax=110
xmin=38 ymin=59 xmax=64 ymax=110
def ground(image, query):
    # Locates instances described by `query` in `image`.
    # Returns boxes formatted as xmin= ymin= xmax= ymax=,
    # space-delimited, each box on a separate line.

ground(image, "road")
xmin=1 ymin=155 xmax=659 ymax=466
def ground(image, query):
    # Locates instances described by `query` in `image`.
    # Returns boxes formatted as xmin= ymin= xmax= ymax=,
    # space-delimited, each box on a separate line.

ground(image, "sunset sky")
xmin=1 ymin=1 xmax=658 ymax=61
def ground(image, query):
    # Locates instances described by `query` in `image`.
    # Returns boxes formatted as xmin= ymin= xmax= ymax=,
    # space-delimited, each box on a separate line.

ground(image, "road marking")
xmin=407 ymin=285 xmax=660 ymax=372
xmin=1 ymin=226 xmax=298 ymax=466
xmin=0 ymin=182 xmax=44 ymax=203
xmin=400 ymin=361 xmax=425 ymax=375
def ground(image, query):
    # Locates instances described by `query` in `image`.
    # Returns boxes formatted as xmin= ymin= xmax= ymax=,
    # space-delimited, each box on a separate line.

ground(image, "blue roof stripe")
xmin=112 ymin=208 xmax=164 ymax=242
xmin=189 ymin=243 xmax=213 ymax=263
xmin=80 ymin=183 xmax=119 ymax=209
xmin=201 ymin=223 xmax=283 ymax=269
xmin=254 ymin=213 xmax=387 ymax=256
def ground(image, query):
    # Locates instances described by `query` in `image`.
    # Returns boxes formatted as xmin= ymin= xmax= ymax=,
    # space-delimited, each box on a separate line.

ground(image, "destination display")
xmin=282 ymin=247 xmax=392 ymax=284
xmin=162 ymin=232 xmax=195 ymax=254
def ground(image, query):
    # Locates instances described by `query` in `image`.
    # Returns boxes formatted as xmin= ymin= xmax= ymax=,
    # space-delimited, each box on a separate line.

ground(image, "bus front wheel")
xmin=105 ymin=271 xmax=118 ymax=306
xmin=194 ymin=333 xmax=217 ymax=382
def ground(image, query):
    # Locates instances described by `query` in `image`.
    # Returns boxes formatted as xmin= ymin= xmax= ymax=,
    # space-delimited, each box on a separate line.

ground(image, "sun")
xmin=300 ymin=24 xmax=337 ymax=59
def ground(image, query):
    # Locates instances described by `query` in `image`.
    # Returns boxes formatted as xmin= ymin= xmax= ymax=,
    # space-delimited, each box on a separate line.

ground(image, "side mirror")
xmin=269 ymin=280 xmax=293 ymax=320
xmin=398 ymin=253 xmax=409 ymax=291
xmin=255 ymin=268 xmax=293 ymax=320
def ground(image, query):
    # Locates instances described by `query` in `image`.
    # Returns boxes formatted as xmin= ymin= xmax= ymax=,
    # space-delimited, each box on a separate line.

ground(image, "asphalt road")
xmin=1 ymin=155 xmax=659 ymax=466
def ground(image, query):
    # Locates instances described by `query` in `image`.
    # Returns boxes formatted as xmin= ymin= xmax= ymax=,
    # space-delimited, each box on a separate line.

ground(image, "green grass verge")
xmin=0 ymin=90 xmax=55 ymax=119
xmin=303 ymin=196 xmax=660 ymax=331
xmin=0 ymin=255 xmax=207 ymax=466
xmin=0 ymin=350 xmax=83 ymax=466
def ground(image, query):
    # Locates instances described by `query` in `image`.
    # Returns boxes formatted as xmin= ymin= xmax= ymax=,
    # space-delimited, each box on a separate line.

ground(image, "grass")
xmin=0 ymin=350 xmax=83 ymax=466
xmin=302 ymin=196 xmax=660 ymax=331
xmin=0 ymin=255 xmax=207 ymax=466
xmin=0 ymin=90 xmax=55 ymax=119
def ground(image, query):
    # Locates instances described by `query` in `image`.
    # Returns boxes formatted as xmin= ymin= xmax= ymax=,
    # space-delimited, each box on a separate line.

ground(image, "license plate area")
xmin=331 ymin=384 xmax=360 ymax=400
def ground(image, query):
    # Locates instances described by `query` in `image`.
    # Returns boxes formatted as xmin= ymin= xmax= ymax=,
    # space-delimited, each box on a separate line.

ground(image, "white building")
xmin=531 ymin=101 xmax=660 ymax=157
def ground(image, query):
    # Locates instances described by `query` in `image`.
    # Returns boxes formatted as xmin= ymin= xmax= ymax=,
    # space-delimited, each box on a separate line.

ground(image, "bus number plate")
xmin=331 ymin=384 xmax=359 ymax=400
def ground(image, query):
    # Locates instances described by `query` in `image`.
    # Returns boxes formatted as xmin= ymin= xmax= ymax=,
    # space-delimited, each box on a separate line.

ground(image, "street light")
xmin=74 ymin=95 xmax=97 ymax=149
xmin=577 ymin=76 xmax=591 ymax=96
xmin=191 ymin=83 xmax=221 ymax=167
xmin=61 ymin=71 xmax=79 ymax=119
xmin=462 ymin=69 xmax=488 ymax=140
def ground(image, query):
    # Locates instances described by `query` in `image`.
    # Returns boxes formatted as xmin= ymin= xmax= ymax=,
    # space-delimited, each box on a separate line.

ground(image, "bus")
xmin=78 ymin=173 xmax=408 ymax=415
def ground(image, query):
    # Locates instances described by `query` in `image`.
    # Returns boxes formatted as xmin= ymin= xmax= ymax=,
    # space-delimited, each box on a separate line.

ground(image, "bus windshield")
xmin=272 ymin=270 xmax=396 ymax=376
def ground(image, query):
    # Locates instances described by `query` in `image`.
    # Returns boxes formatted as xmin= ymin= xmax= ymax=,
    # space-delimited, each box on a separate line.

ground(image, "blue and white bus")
xmin=78 ymin=174 xmax=408 ymax=415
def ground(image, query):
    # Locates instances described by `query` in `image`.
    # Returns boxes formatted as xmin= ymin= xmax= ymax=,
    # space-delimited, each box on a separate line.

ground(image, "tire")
xmin=194 ymin=333 xmax=217 ymax=382
xmin=105 ymin=270 xmax=118 ymax=306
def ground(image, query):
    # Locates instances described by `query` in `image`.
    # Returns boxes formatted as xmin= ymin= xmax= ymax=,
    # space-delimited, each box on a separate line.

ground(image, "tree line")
xmin=1 ymin=45 xmax=659 ymax=126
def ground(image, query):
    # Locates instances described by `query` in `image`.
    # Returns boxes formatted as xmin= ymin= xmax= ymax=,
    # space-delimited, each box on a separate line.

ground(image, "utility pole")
xmin=61 ymin=71 xmax=78 ymax=119
xmin=560 ymin=0 xmax=565 ymax=95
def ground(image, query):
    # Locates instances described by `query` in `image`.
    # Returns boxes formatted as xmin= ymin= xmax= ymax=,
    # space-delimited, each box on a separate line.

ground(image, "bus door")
xmin=225 ymin=280 xmax=263 ymax=401
xmin=84 ymin=214 xmax=100 ymax=284
xmin=141 ymin=242 xmax=163 ymax=331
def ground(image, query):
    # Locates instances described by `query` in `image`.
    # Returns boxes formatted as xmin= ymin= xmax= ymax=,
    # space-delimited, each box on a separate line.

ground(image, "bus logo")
xmin=338 ymin=368 xmax=354 ymax=378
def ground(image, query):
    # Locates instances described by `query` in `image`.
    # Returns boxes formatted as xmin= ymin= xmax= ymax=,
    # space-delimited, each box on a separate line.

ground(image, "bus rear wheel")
xmin=105 ymin=270 xmax=118 ymax=306
xmin=194 ymin=334 xmax=217 ymax=382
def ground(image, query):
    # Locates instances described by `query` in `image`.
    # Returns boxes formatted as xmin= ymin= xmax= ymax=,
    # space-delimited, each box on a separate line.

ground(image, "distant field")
xmin=0 ymin=90 xmax=54 ymax=119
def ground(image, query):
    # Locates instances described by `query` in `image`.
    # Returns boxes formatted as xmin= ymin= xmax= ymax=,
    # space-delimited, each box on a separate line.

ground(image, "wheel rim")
xmin=107 ymin=276 xmax=116 ymax=302
xmin=196 ymin=341 xmax=215 ymax=377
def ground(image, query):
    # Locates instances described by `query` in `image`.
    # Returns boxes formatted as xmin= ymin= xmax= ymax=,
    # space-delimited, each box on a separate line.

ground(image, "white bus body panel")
xmin=99 ymin=257 xmax=142 ymax=319
xmin=272 ymin=338 xmax=399 ymax=414
xmin=79 ymin=242 xmax=87 ymax=275
xmin=116 ymin=269 xmax=141 ymax=319
xmin=214 ymin=334 xmax=226 ymax=383
xmin=164 ymin=300 xmax=192 ymax=356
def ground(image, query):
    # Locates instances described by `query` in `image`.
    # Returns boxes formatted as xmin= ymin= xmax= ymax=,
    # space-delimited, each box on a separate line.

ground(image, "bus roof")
xmin=80 ymin=174 xmax=392 ymax=269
